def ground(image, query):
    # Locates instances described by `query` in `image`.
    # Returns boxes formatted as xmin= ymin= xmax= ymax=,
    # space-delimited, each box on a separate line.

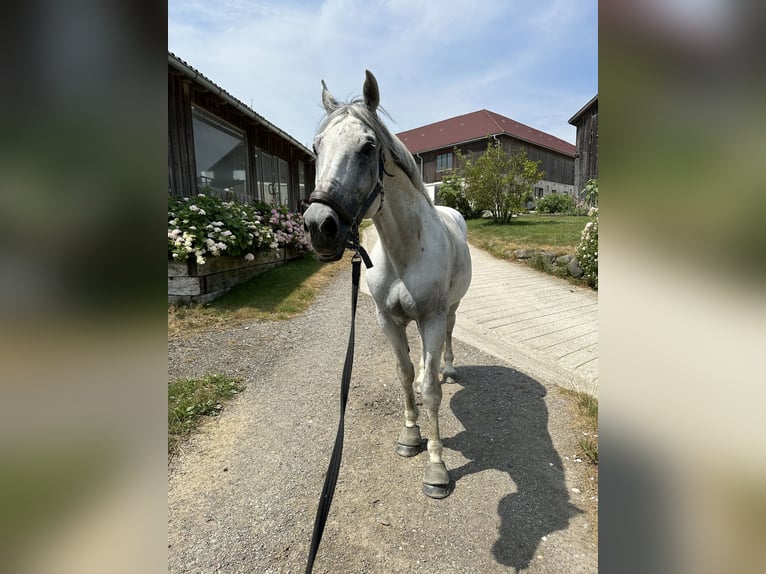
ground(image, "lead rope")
xmin=304 ymin=230 xmax=371 ymax=574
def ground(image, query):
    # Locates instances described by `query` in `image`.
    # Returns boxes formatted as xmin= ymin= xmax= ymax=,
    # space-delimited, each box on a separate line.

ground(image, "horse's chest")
xmin=381 ymin=280 xmax=436 ymax=325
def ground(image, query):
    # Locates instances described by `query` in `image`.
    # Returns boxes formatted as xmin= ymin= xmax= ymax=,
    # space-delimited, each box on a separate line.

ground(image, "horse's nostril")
xmin=320 ymin=216 xmax=339 ymax=238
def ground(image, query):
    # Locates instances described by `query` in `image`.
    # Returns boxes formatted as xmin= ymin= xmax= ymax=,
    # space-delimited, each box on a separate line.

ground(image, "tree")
xmin=456 ymin=139 xmax=543 ymax=223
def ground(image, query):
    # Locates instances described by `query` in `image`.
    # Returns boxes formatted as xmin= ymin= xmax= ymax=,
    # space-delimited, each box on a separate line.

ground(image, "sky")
xmin=168 ymin=0 xmax=597 ymax=150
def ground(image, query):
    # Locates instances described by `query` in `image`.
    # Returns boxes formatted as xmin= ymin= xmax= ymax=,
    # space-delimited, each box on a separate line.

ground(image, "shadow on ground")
xmin=443 ymin=365 xmax=583 ymax=571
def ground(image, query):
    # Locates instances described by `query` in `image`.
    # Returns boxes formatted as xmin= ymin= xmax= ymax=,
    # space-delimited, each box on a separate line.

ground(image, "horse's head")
xmin=303 ymin=70 xmax=386 ymax=261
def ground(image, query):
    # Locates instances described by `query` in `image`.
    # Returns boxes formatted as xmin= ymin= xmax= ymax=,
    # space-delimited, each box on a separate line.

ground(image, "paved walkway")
xmin=362 ymin=229 xmax=598 ymax=397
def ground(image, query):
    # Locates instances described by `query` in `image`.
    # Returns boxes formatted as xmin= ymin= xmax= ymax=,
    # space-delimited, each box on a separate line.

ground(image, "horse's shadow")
xmin=442 ymin=365 xmax=582 ymax=571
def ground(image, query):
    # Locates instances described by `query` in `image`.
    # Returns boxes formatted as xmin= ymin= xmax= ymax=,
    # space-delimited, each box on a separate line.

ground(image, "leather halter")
xmin=308 ymin=153 xmax=386 ymax=230
xmin=307 ymin=153 xmax=386 ymax=268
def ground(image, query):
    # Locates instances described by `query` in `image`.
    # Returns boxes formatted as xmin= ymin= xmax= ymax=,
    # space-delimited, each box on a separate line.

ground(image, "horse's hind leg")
xmin=377 ymin=314 xmax=421 ymax=457
xmin=441 ymin=302 xmax=460 ymax=383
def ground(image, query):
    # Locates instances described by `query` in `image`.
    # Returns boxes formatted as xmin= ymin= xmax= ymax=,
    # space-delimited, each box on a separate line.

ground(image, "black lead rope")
xmin=304 ymin=233 xmax=371 ymax=574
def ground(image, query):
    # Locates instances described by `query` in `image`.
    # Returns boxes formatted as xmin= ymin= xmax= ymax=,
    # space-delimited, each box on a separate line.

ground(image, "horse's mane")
xmin=318 ymin=100 xmax=432 ymax=205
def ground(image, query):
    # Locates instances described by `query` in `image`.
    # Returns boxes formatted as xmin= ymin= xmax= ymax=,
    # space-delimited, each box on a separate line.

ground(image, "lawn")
xmin=466 ymin=214 xmax=587 ymax=258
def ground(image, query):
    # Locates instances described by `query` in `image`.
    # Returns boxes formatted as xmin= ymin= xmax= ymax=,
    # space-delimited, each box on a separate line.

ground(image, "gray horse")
xmin=303 ymin=71 xmax=472 ymax=498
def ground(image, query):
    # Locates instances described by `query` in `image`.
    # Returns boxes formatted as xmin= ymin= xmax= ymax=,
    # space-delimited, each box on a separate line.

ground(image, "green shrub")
xmin=536 ymin=192 xmax=574 ymax=214
xmin=437 ymin=171 xmax=473 ymax=218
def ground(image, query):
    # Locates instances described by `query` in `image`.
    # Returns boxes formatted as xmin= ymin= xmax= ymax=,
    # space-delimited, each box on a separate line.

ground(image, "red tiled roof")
xmin=395 ymin=109 xmax=575 ymax=157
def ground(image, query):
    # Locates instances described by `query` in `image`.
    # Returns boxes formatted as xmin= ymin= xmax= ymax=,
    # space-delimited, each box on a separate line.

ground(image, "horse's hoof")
xmin=422 ymin=482 xmax=451 ymax=499
xmin=422 ymin=461 xmax=451 ymax=498
xmin=396 ymin=443 xmax=420 ymax=457
xmin=396 ymin=425 xmax=421 ymax=457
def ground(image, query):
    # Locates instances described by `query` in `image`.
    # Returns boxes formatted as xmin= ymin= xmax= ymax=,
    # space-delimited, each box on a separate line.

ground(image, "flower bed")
xmin=168 ymin=191 xmax=312 ymax=303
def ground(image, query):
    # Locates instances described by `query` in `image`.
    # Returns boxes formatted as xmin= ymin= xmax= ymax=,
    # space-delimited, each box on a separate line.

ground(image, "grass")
xmin=168 ymin=374 xmax=244 ymax=455
xmin=466 ymin=214 xmax=587 ymax=258
xmin=561 ymin=388 xmax=599 ymax=466
xmin=168 ymin=252 xmax=350 ymax=337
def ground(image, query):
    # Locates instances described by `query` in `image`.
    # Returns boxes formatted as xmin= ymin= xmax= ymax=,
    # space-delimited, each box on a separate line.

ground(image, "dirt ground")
xmin=168 ymin=266 xmax=598 ymax=573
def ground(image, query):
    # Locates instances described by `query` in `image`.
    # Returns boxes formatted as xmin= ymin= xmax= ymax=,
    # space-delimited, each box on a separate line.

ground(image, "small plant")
xmin=583 ymin=178 xmax=599 ymax=208
xmin=536 ymin=192 xmax=574 ymax=214
xmin=168 ymin=374 xmax=244 ymax=453
xmin=561 ymin=388 xmax=599 ymax=466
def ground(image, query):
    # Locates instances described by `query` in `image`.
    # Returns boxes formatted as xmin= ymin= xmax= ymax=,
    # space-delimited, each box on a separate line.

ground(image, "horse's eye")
xmin=361 ymin=141 xmax=376 ymax=155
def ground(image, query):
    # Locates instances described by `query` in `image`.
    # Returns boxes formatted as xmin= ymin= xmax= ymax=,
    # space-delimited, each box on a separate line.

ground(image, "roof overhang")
xmin=168 ymin=52 xmax=313 ymax=158
xmin=568 ymin=94 xmax=598 ymax=126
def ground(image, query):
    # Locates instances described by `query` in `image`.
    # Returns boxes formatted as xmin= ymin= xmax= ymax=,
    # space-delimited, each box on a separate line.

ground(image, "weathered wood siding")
xmin=572 ymin=99 xmax=598 ymax=195
xmin=168 ymin=74 xmax=197 ymax=198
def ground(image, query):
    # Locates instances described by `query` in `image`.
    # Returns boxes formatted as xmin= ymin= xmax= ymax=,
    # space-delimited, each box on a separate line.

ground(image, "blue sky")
xmin=168 ymin=0 xmax=597 ymax=149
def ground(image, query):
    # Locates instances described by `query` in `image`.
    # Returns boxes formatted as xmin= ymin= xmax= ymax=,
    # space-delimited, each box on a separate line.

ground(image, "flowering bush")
xmin=168 ymin=190 xmax=310 ymax=265
xmin=575 ymin=179 xmax=598 ymax=289
xmin=267 ymin=204 xmax=312 ymax=252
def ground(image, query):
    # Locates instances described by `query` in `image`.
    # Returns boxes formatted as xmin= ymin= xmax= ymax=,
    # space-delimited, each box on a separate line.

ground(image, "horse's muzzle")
xmin=303 ymin=203 xmax=349 ymax=261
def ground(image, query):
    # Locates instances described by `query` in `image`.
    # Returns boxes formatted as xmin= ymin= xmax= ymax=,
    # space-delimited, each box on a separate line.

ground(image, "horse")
xmin=303 ymin=70 xmax=472 ymax=498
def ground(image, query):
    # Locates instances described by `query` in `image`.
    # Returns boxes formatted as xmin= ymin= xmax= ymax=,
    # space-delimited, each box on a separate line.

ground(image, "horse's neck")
xmin=372 ymin=167 xmax=436 ymax=264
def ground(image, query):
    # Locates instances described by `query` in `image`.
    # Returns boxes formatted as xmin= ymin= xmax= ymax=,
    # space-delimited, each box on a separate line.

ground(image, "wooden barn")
xmin=568 ymin=95 xmax=598 ymax=197
xmin=168 ymin=52 xmax=315 ymax=211
xmin=395 ymin=109 xmax=576 ymax=202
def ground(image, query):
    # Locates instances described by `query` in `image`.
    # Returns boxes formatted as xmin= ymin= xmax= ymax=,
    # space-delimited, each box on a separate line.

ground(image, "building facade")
xmin=168 ymin=52 xmax=315 ymax=211
xmin=568 ymin=95 xmax=598 ymax=198
xmin=395 ymin=109 xmax=576 ymax=203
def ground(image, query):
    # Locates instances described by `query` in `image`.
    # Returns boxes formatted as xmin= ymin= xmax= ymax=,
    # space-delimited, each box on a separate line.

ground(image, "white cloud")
xmin=168 ymin=0 xmax=596 ymax=146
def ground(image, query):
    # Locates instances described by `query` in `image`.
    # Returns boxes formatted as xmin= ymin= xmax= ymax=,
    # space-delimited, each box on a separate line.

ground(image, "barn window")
xmin=254 ymin=148 xmax=290 ymax=206
xmin=436 ymin=152 xmax=452 ymax=172
xmin=191 ymin=106 xmax=248 ymax=199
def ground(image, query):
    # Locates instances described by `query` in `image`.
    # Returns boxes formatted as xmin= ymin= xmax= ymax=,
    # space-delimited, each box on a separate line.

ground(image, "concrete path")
xmin=362 ymin=229 xmax=598 ymax=398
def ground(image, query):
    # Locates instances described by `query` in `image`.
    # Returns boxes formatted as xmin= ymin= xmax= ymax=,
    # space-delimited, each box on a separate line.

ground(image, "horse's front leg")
xmin=419 ymin=315 xmax=451 ymax=498
xmin=377 ymin=313 xmax=422 ymax=458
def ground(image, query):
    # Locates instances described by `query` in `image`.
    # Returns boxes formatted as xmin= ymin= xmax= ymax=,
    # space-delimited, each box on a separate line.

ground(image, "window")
xmin=254 ymin=147 xmax=290 ymax=206
xmin=298 ymin=160 xmax=306 ymax=204
xmin=191 ymin=106 xmax=248 ymax=198
xmin=436 ymin=152 xmax=452 ymax=172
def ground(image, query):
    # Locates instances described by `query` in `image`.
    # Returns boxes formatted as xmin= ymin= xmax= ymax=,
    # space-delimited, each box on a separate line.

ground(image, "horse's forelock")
xmin=317 ymin=102 xmax=427 ymax=201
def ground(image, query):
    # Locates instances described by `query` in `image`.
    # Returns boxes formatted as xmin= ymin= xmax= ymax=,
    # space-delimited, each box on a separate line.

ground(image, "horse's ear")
xmin=321 ymin=79 xmax=339 ymax=113
xmin=363 ymin=70 xmax=380 ymax=113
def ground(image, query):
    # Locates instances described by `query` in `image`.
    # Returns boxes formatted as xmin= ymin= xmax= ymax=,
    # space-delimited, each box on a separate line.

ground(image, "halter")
xmin=307 ymin=153 xmax=387 ymax=269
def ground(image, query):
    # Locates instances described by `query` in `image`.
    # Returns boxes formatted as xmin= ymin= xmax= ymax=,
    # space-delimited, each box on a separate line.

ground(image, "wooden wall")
xmin=168 ymin=74 xmax=197 ymax=199
xmin=572 ymin=100 xmax=598 ymax=196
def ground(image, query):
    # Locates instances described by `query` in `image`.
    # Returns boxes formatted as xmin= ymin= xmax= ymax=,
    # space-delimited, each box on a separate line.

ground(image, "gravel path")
xmin=168 ymin=265 xmax=598 ymax=573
